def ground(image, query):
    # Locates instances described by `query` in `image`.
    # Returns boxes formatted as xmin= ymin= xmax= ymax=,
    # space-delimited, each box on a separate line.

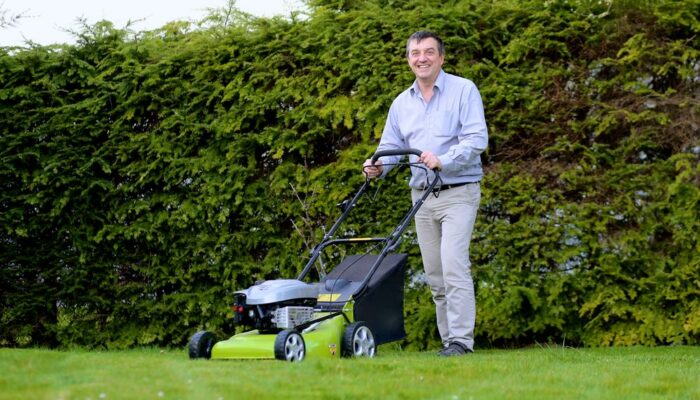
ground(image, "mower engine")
xmin=232 ymin=279 xmax=319 ymax=333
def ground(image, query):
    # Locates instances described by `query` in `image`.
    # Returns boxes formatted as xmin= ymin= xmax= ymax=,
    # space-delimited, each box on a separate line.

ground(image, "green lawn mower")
xmin=188 ymin=148 xmax=440 ymax=362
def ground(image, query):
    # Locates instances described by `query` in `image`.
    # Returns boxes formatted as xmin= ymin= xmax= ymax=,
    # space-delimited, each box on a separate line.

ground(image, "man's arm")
xmin=437 ymin=83 xmax=488 ymax=173
xmin=372 ymin=101 xmax=406 ymax=177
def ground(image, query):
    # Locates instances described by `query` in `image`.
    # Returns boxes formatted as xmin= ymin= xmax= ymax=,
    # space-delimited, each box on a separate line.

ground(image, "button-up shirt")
xmin=377 ymin=69 xmax=488 ymax=188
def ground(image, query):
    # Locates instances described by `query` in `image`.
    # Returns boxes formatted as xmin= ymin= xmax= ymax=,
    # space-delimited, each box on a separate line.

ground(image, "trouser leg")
xmin=413 ymin=185 xmax=480 ymax=350
xmin=412 ymin=198 xmax=449 ymax=345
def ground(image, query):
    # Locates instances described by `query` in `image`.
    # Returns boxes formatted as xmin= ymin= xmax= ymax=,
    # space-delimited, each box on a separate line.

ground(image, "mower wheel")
xmin=274 ymin=329 xmax=306 ymax=362
xmin=188 ymin=330 xmax=216 ymax=360
xmin=341 ymin=321 xmax=376 ymax=358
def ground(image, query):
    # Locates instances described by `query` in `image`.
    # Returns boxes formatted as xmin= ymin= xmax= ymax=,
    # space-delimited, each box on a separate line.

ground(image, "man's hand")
xmin=363 ymin=159 xmax=384 ymax=179
xmin=419 ymin=151 xmax=442 ymax=170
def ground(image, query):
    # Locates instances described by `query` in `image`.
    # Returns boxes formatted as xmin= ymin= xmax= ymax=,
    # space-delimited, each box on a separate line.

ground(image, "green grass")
xmin=0 ymin=345 xmax=697 ymax=399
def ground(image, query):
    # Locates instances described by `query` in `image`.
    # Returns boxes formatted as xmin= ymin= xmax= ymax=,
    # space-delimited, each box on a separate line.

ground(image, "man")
xmin=363 ymin=31 xmax=488 ymax=356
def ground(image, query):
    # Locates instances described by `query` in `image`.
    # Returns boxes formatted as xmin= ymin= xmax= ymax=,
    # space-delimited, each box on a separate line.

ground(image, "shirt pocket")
xmin=429 ymin=111 xmax=456 ymax=137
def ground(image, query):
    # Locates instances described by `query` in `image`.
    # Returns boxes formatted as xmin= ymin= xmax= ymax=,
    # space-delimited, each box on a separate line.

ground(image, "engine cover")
xmin=236 ymin=279 xmax=319 ymax=305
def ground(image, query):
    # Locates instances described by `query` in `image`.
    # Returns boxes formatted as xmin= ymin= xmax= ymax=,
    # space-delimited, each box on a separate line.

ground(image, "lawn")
xmin=0 ymin=345 xmax=697 ymax=399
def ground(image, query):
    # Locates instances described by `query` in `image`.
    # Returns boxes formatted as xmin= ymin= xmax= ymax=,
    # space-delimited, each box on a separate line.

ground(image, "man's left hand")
xmin=419 ymin=151 xmax=442 ymax=170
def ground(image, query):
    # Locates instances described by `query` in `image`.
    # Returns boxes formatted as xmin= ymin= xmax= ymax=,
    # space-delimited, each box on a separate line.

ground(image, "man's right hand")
xmin=363 ymin=159 xmax=383 ymax=179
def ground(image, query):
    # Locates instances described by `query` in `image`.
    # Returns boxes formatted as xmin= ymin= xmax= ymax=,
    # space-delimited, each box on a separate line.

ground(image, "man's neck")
xmin=416 ymin=70 xmax=440 ymax=103
xmin=417 ymin=78 xmax=437 ymax=103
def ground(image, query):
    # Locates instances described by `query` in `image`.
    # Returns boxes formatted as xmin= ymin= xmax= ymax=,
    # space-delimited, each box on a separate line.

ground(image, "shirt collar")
xmin=410 ymin=69 xmax=446 ymax=96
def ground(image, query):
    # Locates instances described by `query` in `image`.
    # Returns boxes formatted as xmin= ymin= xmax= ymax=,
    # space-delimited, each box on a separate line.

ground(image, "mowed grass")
xmin=0 ymin=345 xmax=697 ymax=400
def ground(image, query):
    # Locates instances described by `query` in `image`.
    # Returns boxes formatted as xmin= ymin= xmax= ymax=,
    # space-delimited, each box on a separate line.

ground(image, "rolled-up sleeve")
xmin=439 ymin=83 xmax=488 ymax=173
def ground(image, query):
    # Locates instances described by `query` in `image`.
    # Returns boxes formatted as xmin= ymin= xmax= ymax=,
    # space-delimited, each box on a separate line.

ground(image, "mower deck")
xmin=212 ymin=311 xmax=347 ymax=360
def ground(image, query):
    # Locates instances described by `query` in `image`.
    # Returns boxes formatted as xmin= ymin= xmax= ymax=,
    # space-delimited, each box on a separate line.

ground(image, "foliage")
xmin=0 ymin=0 xmax=698 ymax=349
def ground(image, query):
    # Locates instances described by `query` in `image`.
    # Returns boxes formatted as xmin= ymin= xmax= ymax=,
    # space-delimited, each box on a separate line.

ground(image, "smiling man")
xmin=363 ymin=31 xmax=488 ymax=356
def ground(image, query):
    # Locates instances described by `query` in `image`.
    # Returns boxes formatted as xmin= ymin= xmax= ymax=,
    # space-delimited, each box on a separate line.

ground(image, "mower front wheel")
xmin=342 ymin=321 xmax=376 ymax=358
xmin=274 ymin=329 xmax=306 ymax=362
xmin=189 ymin=330 xmax=216 ymax=360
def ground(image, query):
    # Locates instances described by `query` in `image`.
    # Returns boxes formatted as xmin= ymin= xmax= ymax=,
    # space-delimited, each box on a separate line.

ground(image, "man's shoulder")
xmin=391 ymin=84 xmax=416 ymax=105
xmin=399 ymin=82 xmax=417 ymax=97
xmin=443 ymin=71 xmax=476 ymax=89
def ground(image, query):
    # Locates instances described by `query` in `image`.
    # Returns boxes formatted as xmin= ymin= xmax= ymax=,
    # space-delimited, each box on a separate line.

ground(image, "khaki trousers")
xmin=411 ymin=183 xmax=480 ymax=350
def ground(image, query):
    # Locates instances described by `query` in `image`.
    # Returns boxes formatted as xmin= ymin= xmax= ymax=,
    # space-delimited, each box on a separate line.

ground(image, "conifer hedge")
xmin=1 ymin=0 xmax=698 ymax=349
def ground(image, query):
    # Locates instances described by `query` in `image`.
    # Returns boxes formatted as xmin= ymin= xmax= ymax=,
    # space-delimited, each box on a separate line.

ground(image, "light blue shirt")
xmin=377 ymin=69 xmax=488 ymax=188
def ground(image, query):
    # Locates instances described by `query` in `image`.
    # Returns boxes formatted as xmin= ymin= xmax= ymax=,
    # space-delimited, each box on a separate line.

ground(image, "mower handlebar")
xmin=370 ymin=148 xmax=423 ymax=164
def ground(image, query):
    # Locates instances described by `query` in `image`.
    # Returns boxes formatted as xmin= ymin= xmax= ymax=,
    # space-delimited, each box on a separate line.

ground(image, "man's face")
xmin=407 ymin=38 xmax=444 ymax=82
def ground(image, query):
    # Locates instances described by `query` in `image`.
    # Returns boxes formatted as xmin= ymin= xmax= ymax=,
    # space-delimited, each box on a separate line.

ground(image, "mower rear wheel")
xmin=342 ymin=321 xmax=376 ymax=358
xmin=189 ymin=330 xmax=216 ymax=360
xmin=274 ymin=329 xmax=306 ymax=362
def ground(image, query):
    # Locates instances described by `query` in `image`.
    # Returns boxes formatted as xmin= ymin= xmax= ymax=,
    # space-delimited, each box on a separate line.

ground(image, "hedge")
xmin=1 ymin=0 xmax=698 ymax=349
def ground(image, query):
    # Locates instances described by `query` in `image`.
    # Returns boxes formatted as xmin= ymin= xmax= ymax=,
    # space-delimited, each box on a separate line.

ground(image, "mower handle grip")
xmin=370 ymin=148 xmax=423 ymax=164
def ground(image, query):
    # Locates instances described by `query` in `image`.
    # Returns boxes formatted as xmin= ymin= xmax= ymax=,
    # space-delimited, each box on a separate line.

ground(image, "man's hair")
xmin=406 ymin=31 xmax=444 ymax=57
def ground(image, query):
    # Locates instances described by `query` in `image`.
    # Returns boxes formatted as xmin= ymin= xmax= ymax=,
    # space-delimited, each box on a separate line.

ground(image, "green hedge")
xmin=1 ymin=0 xmax=698 ymax=349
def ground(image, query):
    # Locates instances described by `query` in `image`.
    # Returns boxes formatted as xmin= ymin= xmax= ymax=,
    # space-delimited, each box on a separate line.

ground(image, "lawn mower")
xmin=188 ymin=148 xmax=440 ymax=362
